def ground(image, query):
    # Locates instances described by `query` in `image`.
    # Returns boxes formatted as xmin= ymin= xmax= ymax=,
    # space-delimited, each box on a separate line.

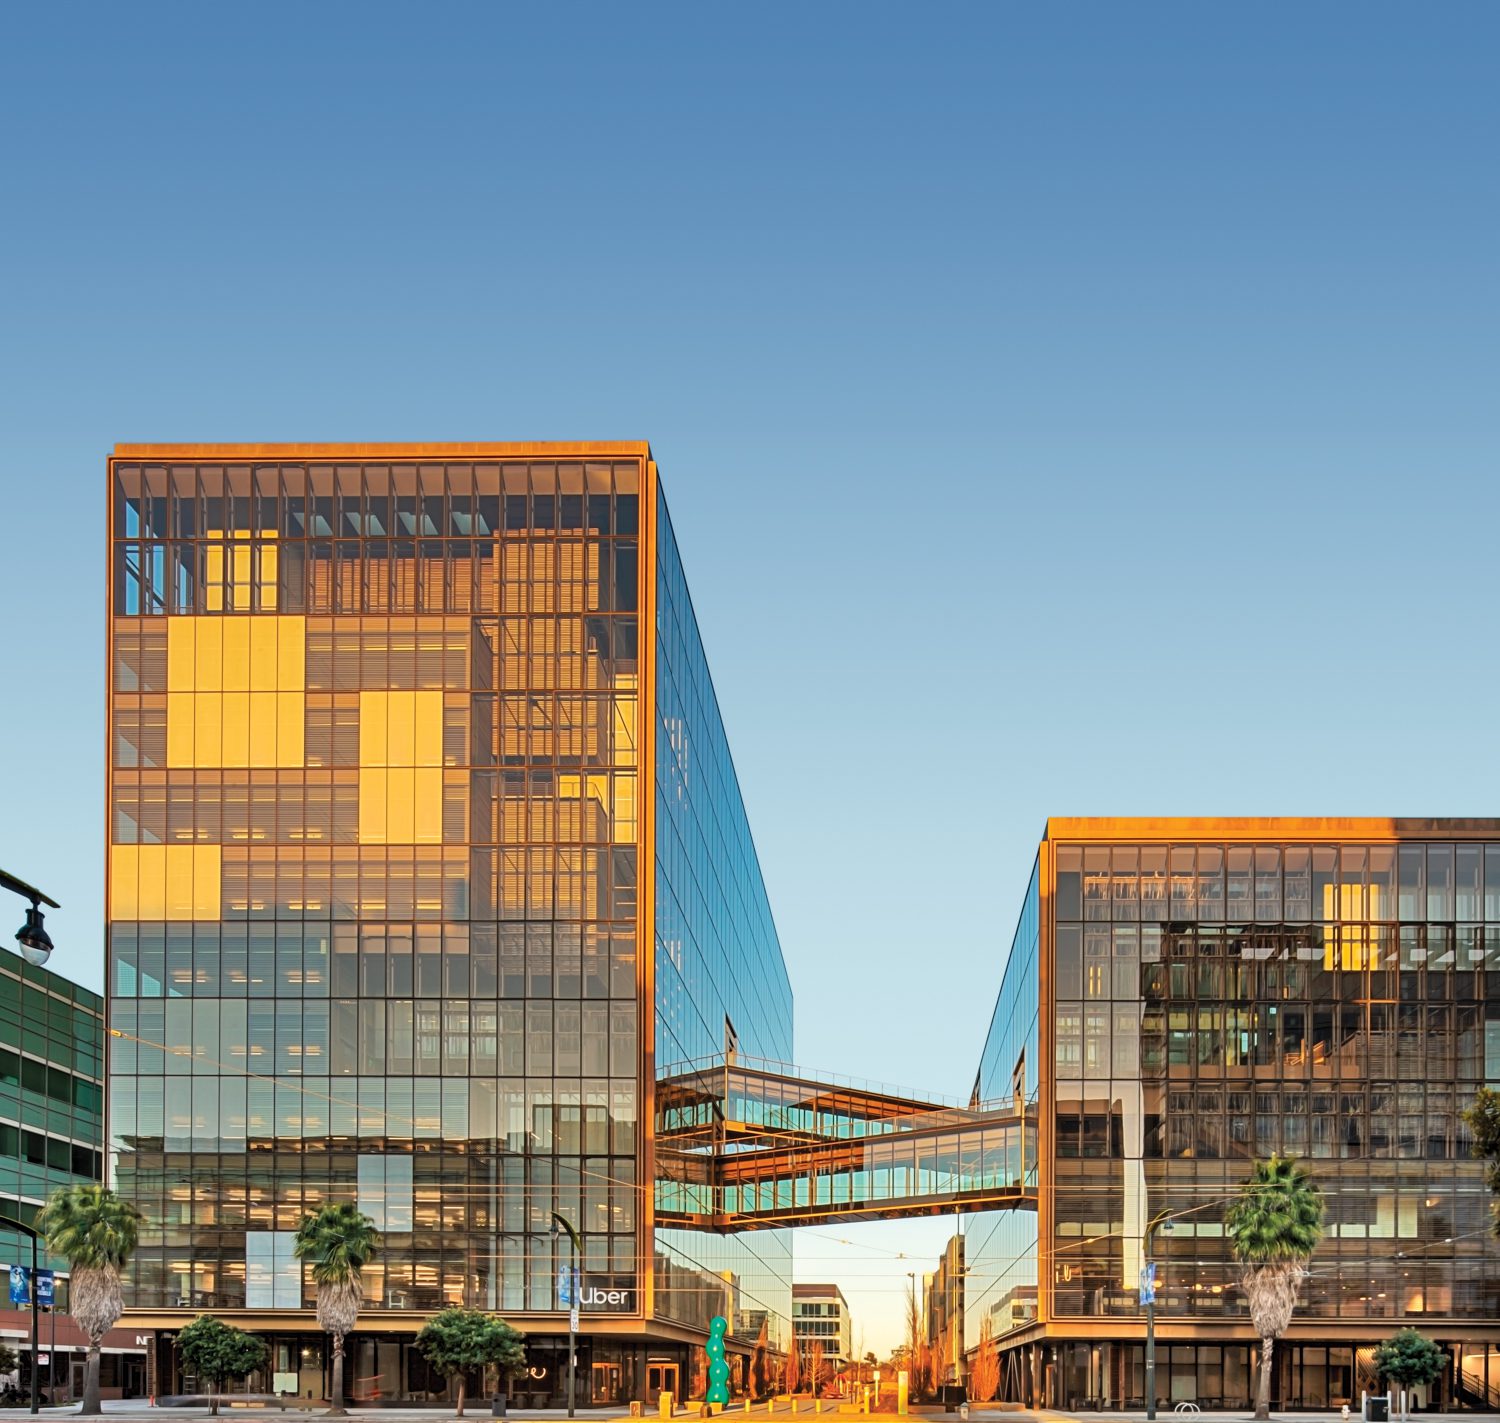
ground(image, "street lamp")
xmin=1 ymin=869 xmax=60 ymax=968
xmin=0 ymin=1212 xmax=44 ymax=1415
xmin=1143 ymin=1213 xmax=1176 ymax=1423
xmin=551 ymin=1212 xmax=581 ymax=1419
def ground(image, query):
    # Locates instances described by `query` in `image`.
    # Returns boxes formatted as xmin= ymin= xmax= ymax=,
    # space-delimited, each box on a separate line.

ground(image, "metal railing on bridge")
xmin=655 ymin=1054 xmax=1037 ymax=1231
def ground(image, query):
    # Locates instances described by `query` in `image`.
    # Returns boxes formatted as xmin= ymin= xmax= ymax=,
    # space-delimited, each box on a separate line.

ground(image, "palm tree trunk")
xmin=80 ymin=1340 xmax=103 ymax=1415
xmin=1255 ymin=1336 xmax=1275 ymax=1421
xmin=327 ymin=1335 xmax=346 ymax=1416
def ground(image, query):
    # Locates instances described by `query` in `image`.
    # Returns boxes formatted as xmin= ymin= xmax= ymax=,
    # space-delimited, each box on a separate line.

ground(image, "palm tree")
xmin=292 ymin=1202 xmax=379 ymax=1415
xmin=1224 ymin=1156 xmax=1325 ymax=1420
xmin=38 ymin=1184 xmax=142 ymax=1417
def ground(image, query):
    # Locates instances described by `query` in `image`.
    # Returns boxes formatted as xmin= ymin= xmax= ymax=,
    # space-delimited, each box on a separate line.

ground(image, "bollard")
xmin=746 ymin=1399 xmax=752 ymax=1414
xmin=792 ymin=1400 xmax=799 ymax=1415
xmin=631 ymin=1405 xmax=644 ymax=1418
xmin=661 ymin=1391 xmax=675 ymax=1419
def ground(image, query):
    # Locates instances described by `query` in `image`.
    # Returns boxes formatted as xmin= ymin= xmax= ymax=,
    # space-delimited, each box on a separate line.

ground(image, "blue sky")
xmin=2 ymin=2 xmax=1497 ymax=1351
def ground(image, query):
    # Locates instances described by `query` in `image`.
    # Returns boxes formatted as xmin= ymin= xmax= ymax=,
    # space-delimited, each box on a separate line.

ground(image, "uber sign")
xmin=578 ymin=1277 xmax=636 ymax=1312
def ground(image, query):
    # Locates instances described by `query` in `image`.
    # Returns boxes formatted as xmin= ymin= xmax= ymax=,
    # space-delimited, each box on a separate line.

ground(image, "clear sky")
xmin=3 ymin=1 xmax=1498 ymax=1355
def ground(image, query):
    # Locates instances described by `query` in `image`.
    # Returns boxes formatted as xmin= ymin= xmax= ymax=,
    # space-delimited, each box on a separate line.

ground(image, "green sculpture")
xmin=706 ymin=1314 xmax=731 ymax=1405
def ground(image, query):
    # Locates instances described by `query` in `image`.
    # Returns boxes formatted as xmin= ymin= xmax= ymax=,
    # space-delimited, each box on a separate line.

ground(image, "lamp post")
xmin=1143 ymin=1213 xmax=1175 ymax=1423
xmin=551 ymin=1212 xmax=581 ymax=1419
xmin=0 ymin=1213 xmax=43 ymax=1415
xmin=0 ymin=868 xmax=60 ymax=969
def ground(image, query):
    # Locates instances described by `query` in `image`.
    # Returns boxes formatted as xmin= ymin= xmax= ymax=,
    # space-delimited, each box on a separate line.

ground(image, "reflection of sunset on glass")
xmin=5 ymin=4 xmax=1498 ymax=1402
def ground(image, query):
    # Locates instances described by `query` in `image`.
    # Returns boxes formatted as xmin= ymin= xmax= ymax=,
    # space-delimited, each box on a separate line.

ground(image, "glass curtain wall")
xmin=965 ymin=860 xmax=1041 ymax=1387
xmin=652 ymin=482 xmax=795 ymax=1356
xmin=1048 ymin=836 xmax=1500 ymax=1326
xmin=108 ymin=457 xmax=643 ymax=1334
xmin=0 ymin=945 xmax=105 ymax=1279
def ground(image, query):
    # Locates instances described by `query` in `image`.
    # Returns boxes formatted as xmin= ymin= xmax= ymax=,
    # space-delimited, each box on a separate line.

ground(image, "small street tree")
xmin=0 ymin=1343 xmax=16 ymax=1376
xmin=1225 ymin=1156 xmax=1325 ymax=1421
xmin=809 ymin=1339 xmax=826 ymax=1396
xmin=1462 ymin=1089 xmax=1500 ymax=1233
xmin=292 ymin=1202 xmax=379 ymax=1416
xmin=1375 ymin=1330 xmax=1445 ymax=1418
xmin=177 ymin=1316 xmax=269 ymax=1415
xmin=38 ymin=1184 xmax=142 ymax=1416
xmin=784 ymin=1340 xmax=801 ymax=1397
xmin=750 ymin=1319 xmax=769 ymax=1399
xmin=969 ymin=1316 xmax=999 ymax=1404
xmin=414 ymin=1308 xmax=526 ymax=1418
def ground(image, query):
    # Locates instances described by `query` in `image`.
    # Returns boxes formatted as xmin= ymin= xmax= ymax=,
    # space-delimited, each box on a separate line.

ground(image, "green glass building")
xmin=0 ymin=943 xmax=105 ymax=1272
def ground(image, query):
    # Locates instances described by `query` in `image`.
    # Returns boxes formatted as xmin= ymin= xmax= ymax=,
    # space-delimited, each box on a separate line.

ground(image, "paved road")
xmin=11 ymin=1403 xmax=1500 ymax=1415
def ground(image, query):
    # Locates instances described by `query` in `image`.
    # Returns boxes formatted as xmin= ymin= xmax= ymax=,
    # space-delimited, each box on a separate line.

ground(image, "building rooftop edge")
xmin=1044 ymin=815 xmax=1500 ymax=840
xmin=111 ymin=440 xmax=654 ymax=459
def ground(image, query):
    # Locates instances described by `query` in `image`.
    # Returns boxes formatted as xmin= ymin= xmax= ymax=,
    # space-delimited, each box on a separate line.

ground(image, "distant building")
xmin=0 ymin=944 xmax=145 ymax=1400
xmin=792 ymin=1283 xmax=852 ymax=1379
xmin=923 ymin=1235 xmax=964 ymax=1385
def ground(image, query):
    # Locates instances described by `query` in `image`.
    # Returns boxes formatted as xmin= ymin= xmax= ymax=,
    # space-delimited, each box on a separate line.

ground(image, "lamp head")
xmin=16 ymin=903 xmax=52 ymax=967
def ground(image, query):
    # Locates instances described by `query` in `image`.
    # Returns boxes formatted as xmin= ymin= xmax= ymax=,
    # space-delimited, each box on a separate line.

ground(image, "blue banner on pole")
xmin=1138 ymin=1262 xmax=1157 ymax=1306
xmin=558 ymin=1266 xmax=578 ymax=1306
xmin=35 ymin=1270 xmax=54 ymax=1308
xmin=8 ymin=1265 xmax=27 ymax=1306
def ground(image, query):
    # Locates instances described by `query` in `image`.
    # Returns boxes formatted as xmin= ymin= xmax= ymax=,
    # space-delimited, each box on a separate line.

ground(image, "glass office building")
xmin=106 ymin=444 xmax=793 ymax=1404
xmin=0 ymin=943 xmax=105 ymax=1271
xmin=966 ymin=819 xmax=1500 ymax=1412
xmin=0 ymin=944 xmax=149 ymax=1400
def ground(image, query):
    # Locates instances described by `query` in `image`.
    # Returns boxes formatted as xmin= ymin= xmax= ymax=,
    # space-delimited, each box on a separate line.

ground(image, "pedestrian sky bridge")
xmin=653 ymin=1055 xmax=1038 ymax=1232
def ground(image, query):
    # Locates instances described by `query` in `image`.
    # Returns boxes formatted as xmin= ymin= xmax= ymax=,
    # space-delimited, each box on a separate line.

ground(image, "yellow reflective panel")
xmin=613 ymin=695 xmax=637 ymax=755
xmin=137 ymin=845 xmax=168 ymax=919
xmin=194 ymin=694 xmax=223 ymax=767
xmin=192 ymin=844 xmax=222 ymax=918
xmin=221 ymin=692 xmax=251 ymax=767
xmin=414 ymin=769 xmax=442 ymax=843
xmin=166 ymin=692 xmax=195 ymax=767
xmin=277 ymin=691 xmax=304 ymax=765
xmin=261 ymin=544 xmax=279 ymax=610
xmin=359 ymin=768 xmax=388 ymax=843
xmin=222 ymin=619 xmax=251 ymax=691
xmin=387 ymin=766 xmax=415 ymax=842
xmin=359 ymin=690 xmax=443 ymax=767
xmin=232 ymin=543 xmax=253 ymax=610
xmin=387 ymin=690 xmax=415 ymax=768
xmin=414 ymin=691 xmax=442 ymax=766
xmin=167 ymin=619 xmax=196 ymax=691
xmin=248 ymin=693 xmax=277 ymax=767
xmin=195 ymin=619 xmax=222 ymax=689
xmin=206 ymin=546 xmax=224 ymax=611
xmin=1322 ymin=881 xmax=1386 ymax=970
xmin=614 ymin=772 xmax=637 ymax=843
xmin=110 ymin=844 xmax=220 ymax=921
xmin=277 ymin=618 xmax=305 ymax=691
xmin=359 ymin=691 xmax=388 ymax=768
xmin=250 ymin=618 xmax=278 ymax=689
xmin=109 ymin=845 xmax=139 ymax=920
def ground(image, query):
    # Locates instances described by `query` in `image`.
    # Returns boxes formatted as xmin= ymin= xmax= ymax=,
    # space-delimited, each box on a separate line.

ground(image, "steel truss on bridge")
xmin=655 ymin=1055 xmax=1038 ymax=1231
